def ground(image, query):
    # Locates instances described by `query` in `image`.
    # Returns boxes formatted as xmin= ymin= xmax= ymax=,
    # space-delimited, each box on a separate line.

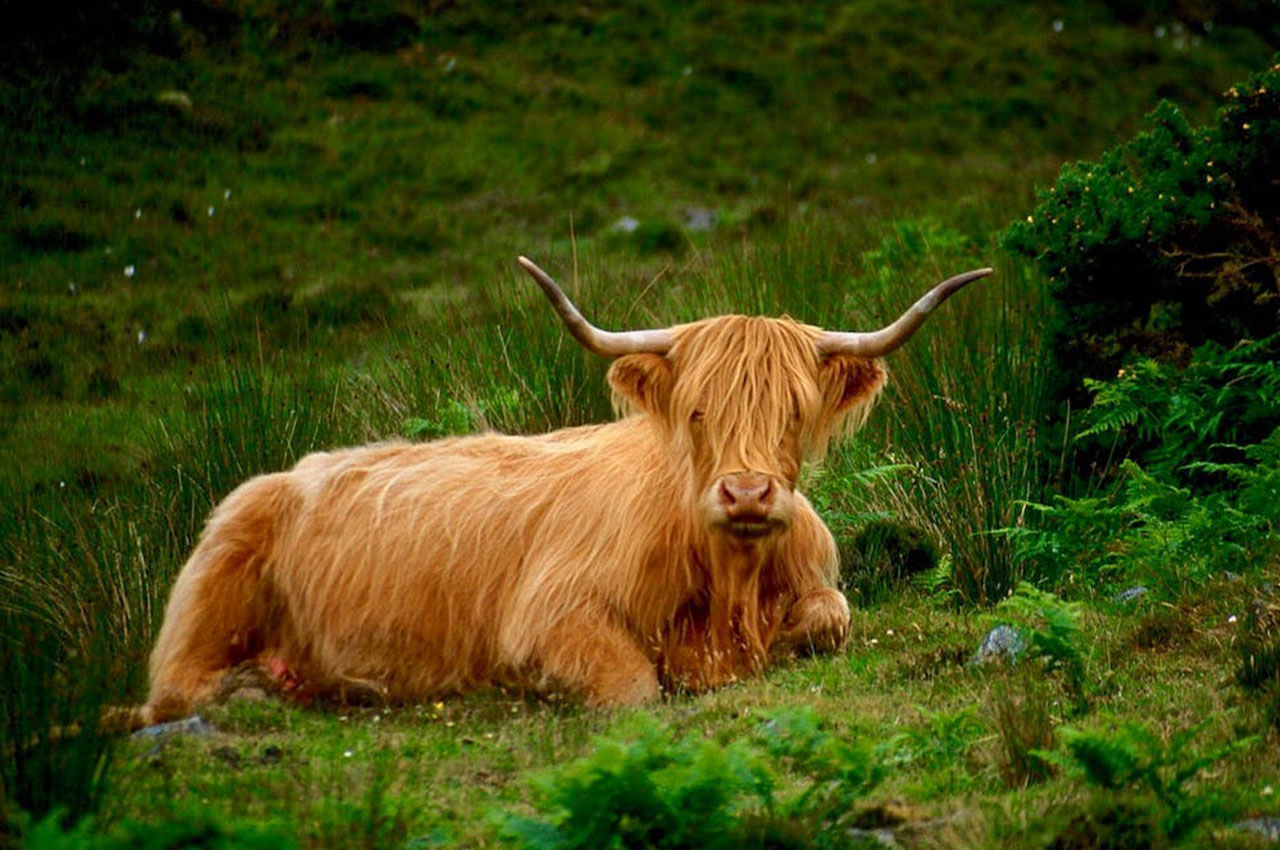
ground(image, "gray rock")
xmin=132 ymin=715 xmax=213 ymax=740
xmin=846 ymin=827 xmax=897 ymax=847
xmin=1234 ymin=817 xmax=1280 ymax=841
xmin=970 ymin=625 xmax=1027 ymax=666
xmin=610 ymin=216 xmax=639 ymax=234
xmin=682 ymin=207 xmax=717 ymax=232
xmin=1112 ymin=586 xmax=1149 ymax=604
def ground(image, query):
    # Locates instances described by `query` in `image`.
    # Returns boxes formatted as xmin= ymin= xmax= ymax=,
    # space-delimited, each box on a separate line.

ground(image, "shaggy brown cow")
xmin=136 ymin=257 xmax=990 ymax=725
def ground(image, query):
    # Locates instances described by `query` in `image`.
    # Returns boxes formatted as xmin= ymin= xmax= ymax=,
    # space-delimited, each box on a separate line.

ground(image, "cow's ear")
xmin=609 ymin=354 xmax=673 ymax=416
xmin=819 ymin=354 xmax=886 ymax=416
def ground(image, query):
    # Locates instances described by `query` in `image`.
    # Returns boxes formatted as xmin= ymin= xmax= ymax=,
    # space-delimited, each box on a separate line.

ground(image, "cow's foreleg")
xmin=776 ymin=587 xmax=849 ymax=656
xmin=772 ymin=497 xmax=850 ymax=657
xmin=535 ymin=611 xmax=660 ymax=707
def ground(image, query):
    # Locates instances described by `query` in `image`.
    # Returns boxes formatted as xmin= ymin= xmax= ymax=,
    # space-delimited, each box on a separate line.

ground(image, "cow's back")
xmin=262 ymin=422 xmax=673 ymax=698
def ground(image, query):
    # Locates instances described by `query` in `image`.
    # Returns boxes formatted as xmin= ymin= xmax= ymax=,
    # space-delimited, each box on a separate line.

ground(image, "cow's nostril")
xmin=719 ymin=480 xmax=737 ymax=507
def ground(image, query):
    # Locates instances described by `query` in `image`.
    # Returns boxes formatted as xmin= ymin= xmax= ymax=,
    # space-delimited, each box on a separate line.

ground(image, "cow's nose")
xmin=718 ymin=474 xmax=775 ymax=518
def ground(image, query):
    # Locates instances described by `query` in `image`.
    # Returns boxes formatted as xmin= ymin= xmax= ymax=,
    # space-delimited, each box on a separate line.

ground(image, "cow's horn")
xmin=817 ymin=268 xmax=993 ymax=357
xmin=518 ymin=257 xmax=674 ymax=357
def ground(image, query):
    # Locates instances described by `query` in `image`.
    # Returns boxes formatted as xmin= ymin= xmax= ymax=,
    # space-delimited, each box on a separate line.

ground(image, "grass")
xmin=4 ymin=1 xmax=1280 ymax=846
xmin=64 ymin=579 xmax=1273 ymax=848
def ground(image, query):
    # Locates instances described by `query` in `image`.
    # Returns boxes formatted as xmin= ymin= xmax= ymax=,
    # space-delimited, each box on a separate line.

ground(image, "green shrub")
xmin=882 ymin=706 xmax=983 ymax=795
xmin=20 ymin=809 xmax=297 ymax=850
xmin=1003 ymin=334 xmax=1280 ymax=596
xmin=1078 ymin=334 xmax=1280 ymax=486
xmin=1044 ymin=721 xmax=1256 ymax=843
xmin=501 ymin=715 xmax=774 ymax=850
xmin=995 ymin=584 xmax=1089 ymax=711
xmin=501 ymin=710 xmax=887 ymax=850
xmin=1003 ymin=58 xmax=1280 ymax=409
xmin=838 ymin=518 xmax=940 ymax=603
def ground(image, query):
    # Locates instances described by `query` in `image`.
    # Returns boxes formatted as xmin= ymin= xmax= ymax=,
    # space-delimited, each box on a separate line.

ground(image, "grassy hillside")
xmin=3 ymin=2 xmax=1279 ymax=847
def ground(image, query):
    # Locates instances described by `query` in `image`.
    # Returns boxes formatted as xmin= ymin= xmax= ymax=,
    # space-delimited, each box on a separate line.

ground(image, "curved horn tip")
xmin=948 ymin=267 xmax=995 ymax=285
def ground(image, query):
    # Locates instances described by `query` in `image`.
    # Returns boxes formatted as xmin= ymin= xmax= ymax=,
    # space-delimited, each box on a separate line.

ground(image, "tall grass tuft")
xmin=0 ymin=346 xmax=365 ymax=828
xmin=762 ymin=219 xmax=1054 ymax=605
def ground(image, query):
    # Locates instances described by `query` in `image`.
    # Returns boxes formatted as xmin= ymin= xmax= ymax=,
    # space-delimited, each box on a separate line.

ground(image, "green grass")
xmin=4 ymin=1 xmax=1280 ymax=847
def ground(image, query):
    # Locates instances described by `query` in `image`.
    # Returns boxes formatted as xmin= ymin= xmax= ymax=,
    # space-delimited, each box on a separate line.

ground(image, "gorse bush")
xmin=1004 ymin=57 xmax=1280 ymax=409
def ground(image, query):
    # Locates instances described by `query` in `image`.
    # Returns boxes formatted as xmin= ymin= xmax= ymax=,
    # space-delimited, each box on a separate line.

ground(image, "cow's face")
xmin=608 ymin=317 xmax=885 ymax=540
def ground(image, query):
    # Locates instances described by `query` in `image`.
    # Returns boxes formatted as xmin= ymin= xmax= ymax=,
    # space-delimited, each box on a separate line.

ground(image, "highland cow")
xmin=136 ymin=257 xmax=990 ymax=725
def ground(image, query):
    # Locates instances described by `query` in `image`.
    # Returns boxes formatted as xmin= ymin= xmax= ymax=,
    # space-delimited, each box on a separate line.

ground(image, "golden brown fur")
xmin=139 ymin=316 xmax=884 ymax=725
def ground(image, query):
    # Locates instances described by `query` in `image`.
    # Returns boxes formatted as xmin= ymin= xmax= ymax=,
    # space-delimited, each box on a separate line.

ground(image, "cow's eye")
xmin=689 ymin=410 xmax=705 ymax=425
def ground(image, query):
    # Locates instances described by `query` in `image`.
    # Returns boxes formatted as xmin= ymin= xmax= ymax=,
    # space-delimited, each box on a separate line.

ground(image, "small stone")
xmin=132 ymin=715 xmax=213 ymax=739
xmin=682 ymin=207 xmax=717 ymax=232
xmin=1235 ymin=817 xmax=1280 ymax=841
xmin=156 ymin=90 xmax=193 ymax=112
xmin=970 ymin=625 xmax=1027 ymax=666
xmin=1112 ymin=586 xmax=1148 ymax=604
xmin=611 ymin=216 xmax=639 ymax=234
xmin=846 ymin=827 xmax=897 ymax=847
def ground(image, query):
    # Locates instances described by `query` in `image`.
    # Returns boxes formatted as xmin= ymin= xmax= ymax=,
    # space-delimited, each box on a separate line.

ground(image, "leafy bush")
xmin=501 ymin=716 xmax=774 ymax=850
xmin=1044 ymin=721 xmax=1256 ymax=843
xmin=1004 ymin=58 xmax=1280 ymax=409
xmin=838 ymin=518 xmax=940 ymax=602
xmin=1079 ymin=334 xmax=1280 ymax=485
xmin=19 ymin=809 xmax=296 ymax=850
xmin=1002 ymin=332 xmax=1280 ymax=596
xmin=501 ymin=710 xmax=886 ymax=850
xmin=979 ymin=585 xmax=1090 ymax=788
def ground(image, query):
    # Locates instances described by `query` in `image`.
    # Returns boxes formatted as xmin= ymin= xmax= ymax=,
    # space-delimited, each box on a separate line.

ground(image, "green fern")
xmin=1045 ymin=721 xmax=1258 ymax=842
xmin=996 ymin=583 xmax=1089 ymax=713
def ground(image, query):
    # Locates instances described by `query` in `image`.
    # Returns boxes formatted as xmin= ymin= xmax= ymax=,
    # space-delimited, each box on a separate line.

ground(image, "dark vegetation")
xmin=3 ymin=1 xmax=1280 ymax=847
